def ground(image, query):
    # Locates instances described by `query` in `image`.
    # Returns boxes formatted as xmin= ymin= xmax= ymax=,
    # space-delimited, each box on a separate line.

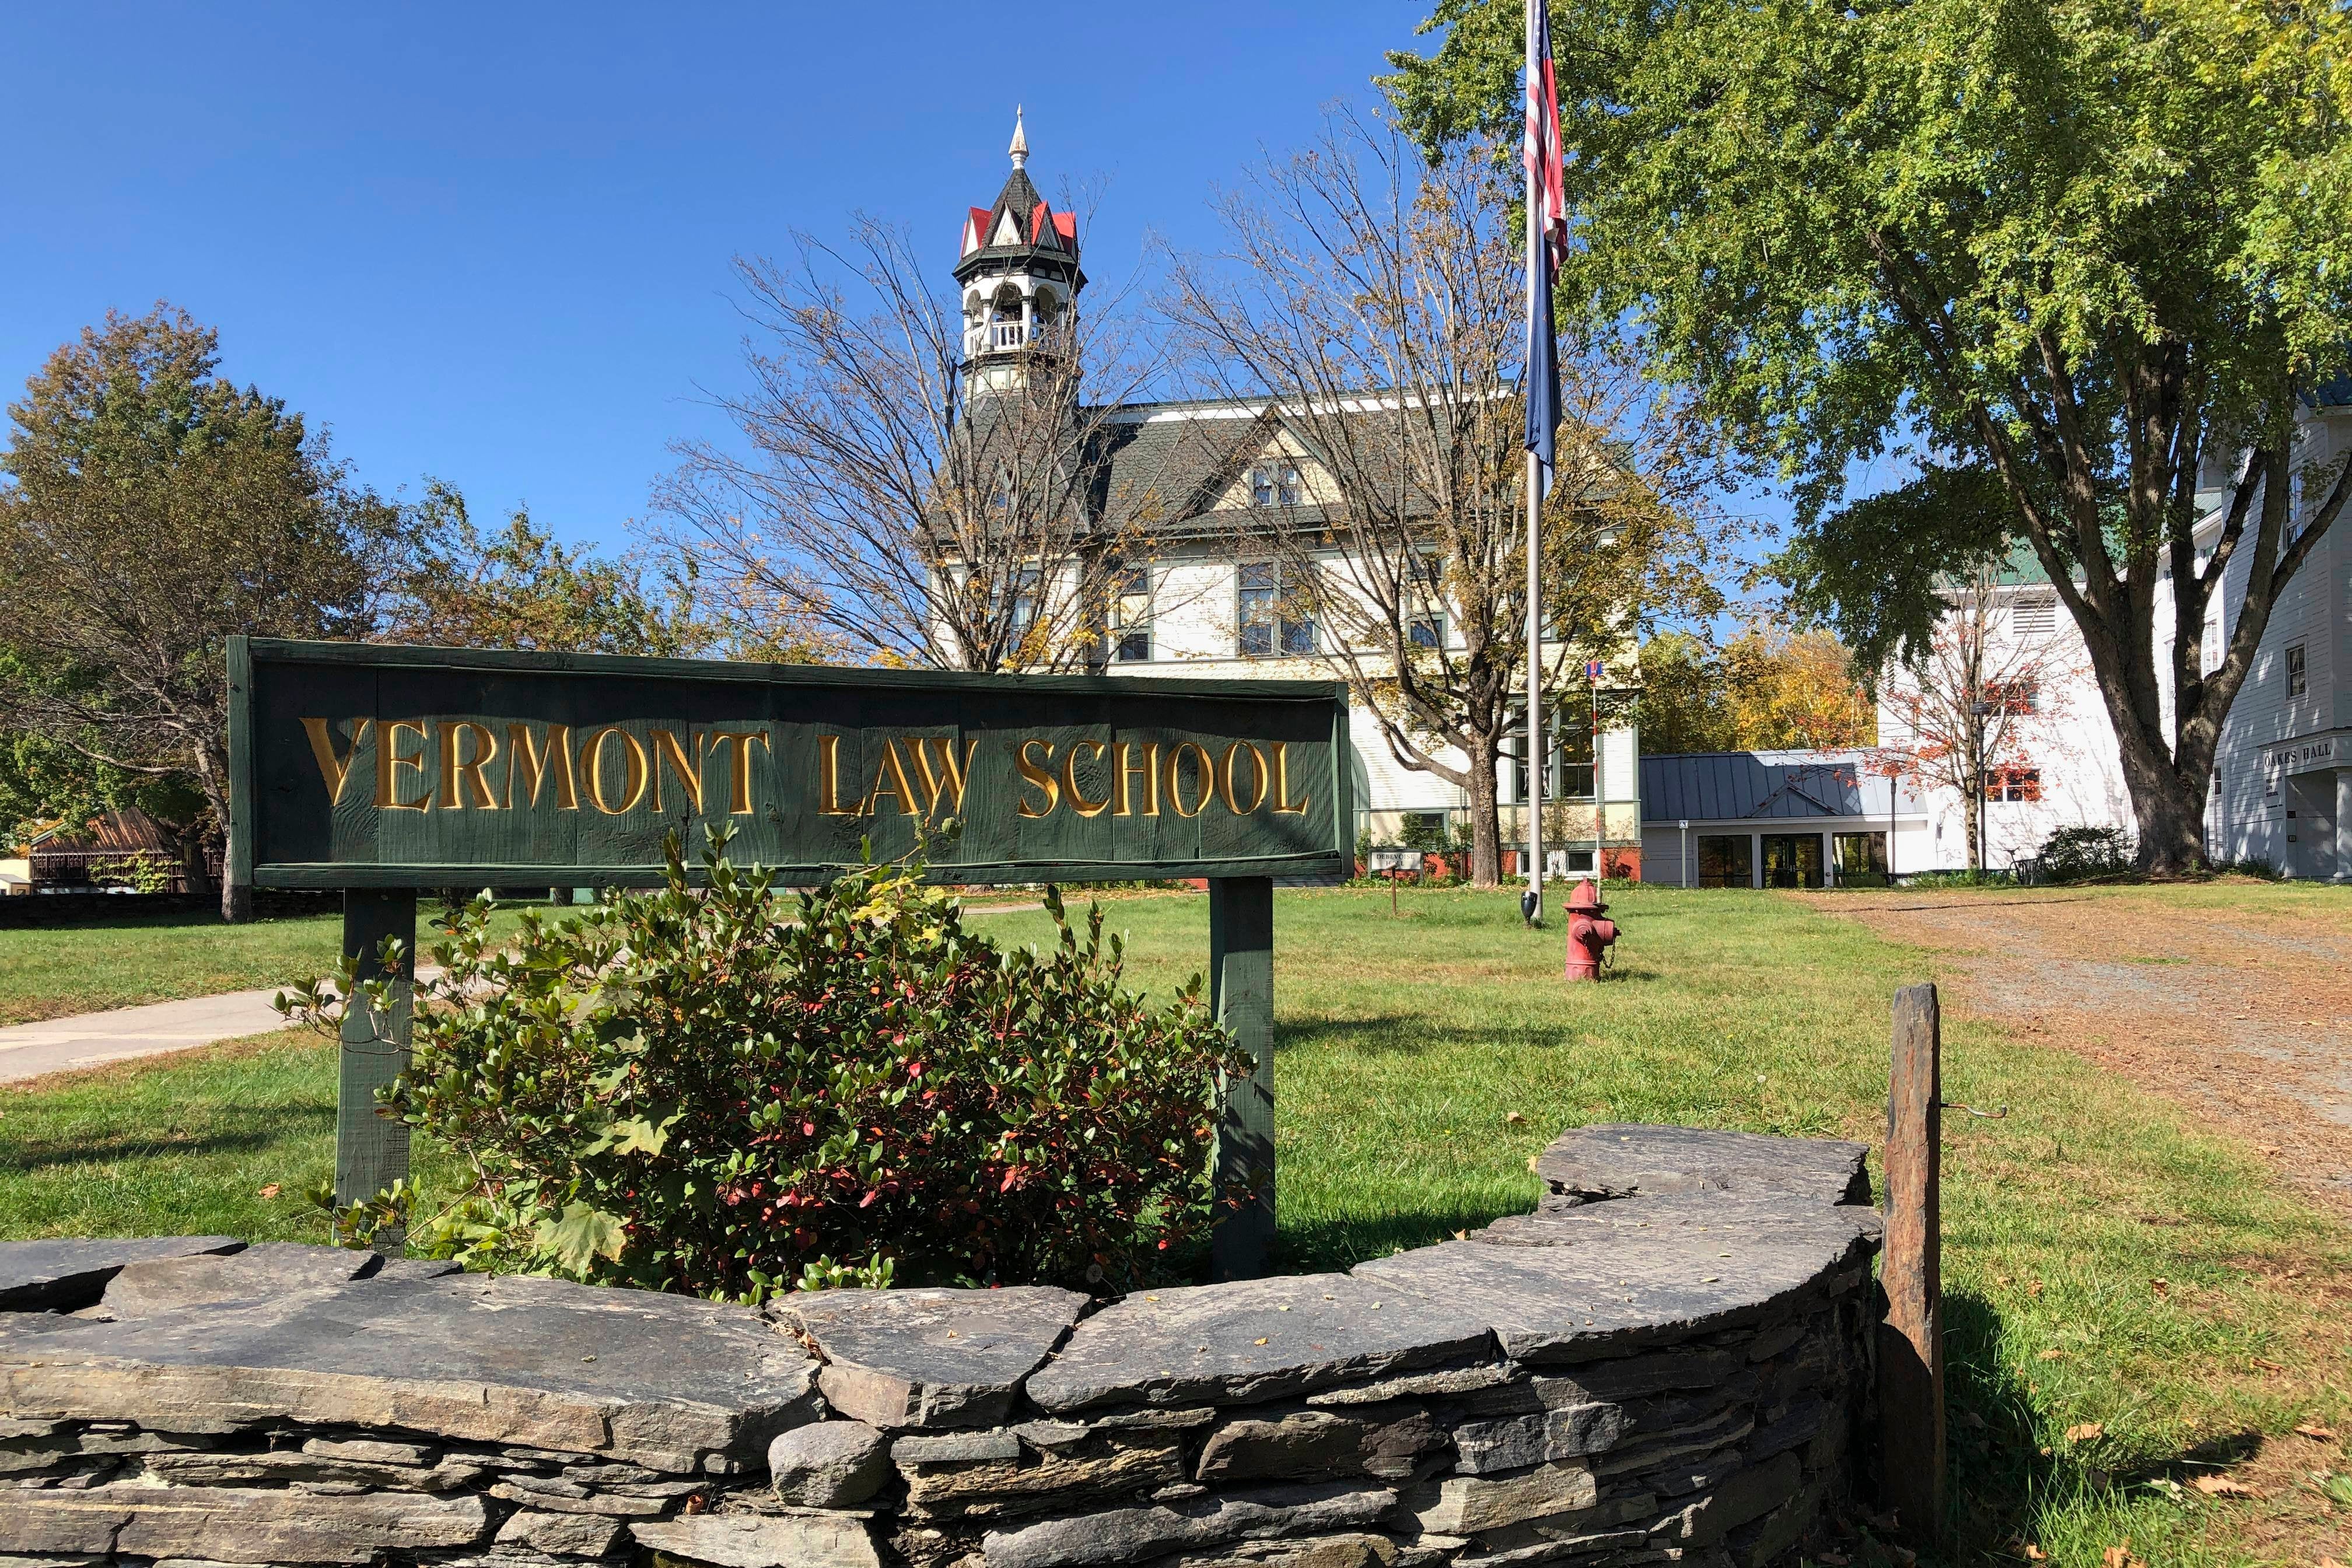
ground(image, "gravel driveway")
xmin=1808 ymin=884 xmax=2352 ymax=1213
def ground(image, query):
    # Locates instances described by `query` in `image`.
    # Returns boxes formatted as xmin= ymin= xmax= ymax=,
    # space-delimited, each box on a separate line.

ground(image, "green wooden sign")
xmin=229 ymin=638 xmax=1352 ymax=888
xmin=228 ymin=636 xmax=1331 ymax=1282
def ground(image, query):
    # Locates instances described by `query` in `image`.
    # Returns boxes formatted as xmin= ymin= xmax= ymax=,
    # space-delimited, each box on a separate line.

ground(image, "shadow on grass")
xmin=1940 ymin=1287 xmax=2262 ymax=1560
xmin=1273 ymin=1017 xmax=1575 ymax=1058
xmin=1276 ymin=1200 xmax=1528 ymax=1275
xmin=0 ymin=1113 xmax=327 ymax=1175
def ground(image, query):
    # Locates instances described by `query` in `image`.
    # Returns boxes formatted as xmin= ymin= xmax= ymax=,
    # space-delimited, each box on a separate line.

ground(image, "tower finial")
xmin=1009 ymin=106 xmax=1028 ymax=170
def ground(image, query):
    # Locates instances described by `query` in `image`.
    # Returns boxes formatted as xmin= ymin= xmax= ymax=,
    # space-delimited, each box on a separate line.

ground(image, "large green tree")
xmin=0 ymin=306 xmax=404 ymax=919
xmin=1391 ymin=0 xmax=2352 ymax=872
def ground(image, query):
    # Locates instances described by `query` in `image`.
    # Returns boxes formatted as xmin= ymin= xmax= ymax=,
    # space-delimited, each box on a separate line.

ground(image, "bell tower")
xmin=954 ymin=108 xmax=1085 ymax=398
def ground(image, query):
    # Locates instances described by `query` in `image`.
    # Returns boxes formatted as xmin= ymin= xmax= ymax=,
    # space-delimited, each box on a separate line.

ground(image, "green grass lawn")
xmin=0 ymin=882 xmax=2345 ymax=1564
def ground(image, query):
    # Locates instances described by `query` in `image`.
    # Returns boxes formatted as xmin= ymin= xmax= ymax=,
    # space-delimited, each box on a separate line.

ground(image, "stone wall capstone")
xmin=0 ymin=1124 xmax=1880 ymax=1568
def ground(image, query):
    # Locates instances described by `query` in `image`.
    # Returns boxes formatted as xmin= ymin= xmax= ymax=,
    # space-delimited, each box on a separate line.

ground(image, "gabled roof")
xmin=1640 ymin=750 xmax=1922 ymax=824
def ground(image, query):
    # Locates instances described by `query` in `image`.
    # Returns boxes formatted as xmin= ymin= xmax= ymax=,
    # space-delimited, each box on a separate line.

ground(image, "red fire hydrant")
xmin=1564 ymin=878 xmax=1618 ymax=982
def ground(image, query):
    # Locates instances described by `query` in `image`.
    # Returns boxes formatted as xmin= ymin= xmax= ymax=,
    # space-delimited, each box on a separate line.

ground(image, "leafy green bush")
xmin=2213 ymin=855 xmax=2283 ymax=881
xmin=342 ymin=832 xmax=1241 ymax=1300
xmin=2036 ymin=825 xmax=2137 ymax=883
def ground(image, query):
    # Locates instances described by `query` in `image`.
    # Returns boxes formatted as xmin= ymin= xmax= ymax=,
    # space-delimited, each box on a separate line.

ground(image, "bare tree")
xmin=1877 ymin=566 xmax=2074 ymax=871
xmin=653 ymin=216 xmax=1202 ymax=672
xmin=1163 ymin=112 xmax=1734 ymax=886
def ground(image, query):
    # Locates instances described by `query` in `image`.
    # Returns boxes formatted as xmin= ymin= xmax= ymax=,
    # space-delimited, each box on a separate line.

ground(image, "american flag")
xmin=1522 ymin=0 xmax=1567 ymax=488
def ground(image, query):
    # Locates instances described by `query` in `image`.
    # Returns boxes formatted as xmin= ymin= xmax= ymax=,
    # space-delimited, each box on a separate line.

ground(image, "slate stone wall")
xmin=0 ymin=1125 xmax=1881 ymax=1568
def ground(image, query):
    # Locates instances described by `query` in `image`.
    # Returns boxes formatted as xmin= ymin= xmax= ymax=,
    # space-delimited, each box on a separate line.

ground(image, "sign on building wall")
xmin=229 ymin=638 xmax=1352 ymax=888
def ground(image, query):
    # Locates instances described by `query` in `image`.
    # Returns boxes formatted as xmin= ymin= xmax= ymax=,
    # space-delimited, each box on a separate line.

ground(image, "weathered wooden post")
xmin=1209 ymin=876 xmax=1276 ymax=1282
xmin=336 ymin=890 xmax=417 ymax=1226
xmin=1880 ymin=982 xmax=1947 ymax=1544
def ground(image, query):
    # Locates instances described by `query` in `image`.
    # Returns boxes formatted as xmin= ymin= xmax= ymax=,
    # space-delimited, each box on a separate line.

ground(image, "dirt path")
xmin=1808 ymin=884 xmax=2352 ymax=1217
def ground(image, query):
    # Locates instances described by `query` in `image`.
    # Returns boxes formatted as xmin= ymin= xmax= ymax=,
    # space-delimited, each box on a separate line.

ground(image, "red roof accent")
xmin=1052 ymin=211 xmax=1077 ymax=254
xmin=1030 ymin=201 xmax=1052 ymax=246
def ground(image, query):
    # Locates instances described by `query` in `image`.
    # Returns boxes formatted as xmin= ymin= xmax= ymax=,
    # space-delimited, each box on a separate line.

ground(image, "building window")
xmin=1406 ymin=552 xmax=1444 ymax=649
xmin=1832 ymin=831 xmax=1889 ymax=884
xmin=1984 ymin=766 xmax=2041 ymax=802
xmin=2287 ymin=643 xmax=2307 ymax=697
xmin=1111 ymin=567 xmax=1152 ymax=663
xmin=1009 ymin=568 xmax=1041 ymax=634
xmin=1983 ymin=678 xmax=2038 ymax=715
xmin=1696 ymin=835 xmax=1752 ymax=890
xmin=1237 ymin=563 xmax=1314 ymax=657
xmin=1250 ymin=463 xmax=1303 ymax=508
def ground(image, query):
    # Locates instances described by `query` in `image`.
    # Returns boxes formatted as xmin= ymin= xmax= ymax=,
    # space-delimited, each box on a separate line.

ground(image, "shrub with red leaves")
xmin=387 ymin=831 xmax=1241 ymax=1300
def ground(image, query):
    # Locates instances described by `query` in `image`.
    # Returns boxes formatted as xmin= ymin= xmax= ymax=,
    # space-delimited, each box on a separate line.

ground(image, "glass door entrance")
xmin=1760 ymin=833 xmax=1825 ymax=889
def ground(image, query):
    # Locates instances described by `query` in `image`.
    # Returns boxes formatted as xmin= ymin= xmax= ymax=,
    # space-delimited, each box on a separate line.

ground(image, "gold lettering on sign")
xmin=1061 ymin=740 xmax=1110 ymax=818
xmin=818 ymin=734 xmax=861 ymax=816
xmin=300 ymin=717 xmax=373 ymax=806
xmin=865 ymin=740 xmax=923 ymax=817
xmin=1015 ymin=740 xmax=1060 ymax=818
xmin=1165 ymin=741 xmax=1213 ymax=818
xmin=907 ymin=737 xmax=980 ymax=817
xmin=375 ymin=720 xmax=432 ymax=811
xmin=651 ymin=729 xmax=705 ymax=814
xmin=706 ymin=730 xmax=769 ymax=815
xmin=1220 ymin=741 xmax=1269 ymax=815
xmin=506 ymin=723 xmax=577 ymax=810
xmin=437 ymin=721 xmax=502 ymax=810
xmin=1273 ymin=742 xmax=1311 ymax=815
xmin=583 ymin=727 xmax=648 ymax=814
xmin=1112 ymin=741 xmax=1159 ymax=817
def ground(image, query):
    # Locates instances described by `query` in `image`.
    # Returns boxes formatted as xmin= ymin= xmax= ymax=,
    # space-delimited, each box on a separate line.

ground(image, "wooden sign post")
xmin=1880 ymin=982 xmax=1947 ymax=1543
xmin=229 ymin=638 xmax=1353 ymax=1281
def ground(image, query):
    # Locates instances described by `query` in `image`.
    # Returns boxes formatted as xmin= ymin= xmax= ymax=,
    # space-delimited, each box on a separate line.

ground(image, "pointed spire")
xmin=1009 ymin=106 xmax=1028 ymax=170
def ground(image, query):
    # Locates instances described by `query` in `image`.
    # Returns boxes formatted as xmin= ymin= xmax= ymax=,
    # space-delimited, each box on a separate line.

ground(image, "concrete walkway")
xmin=0 ymin=989 xmax=301 ymax=1084
xmin=0 ymin=902 xmax=1050 ymax=1086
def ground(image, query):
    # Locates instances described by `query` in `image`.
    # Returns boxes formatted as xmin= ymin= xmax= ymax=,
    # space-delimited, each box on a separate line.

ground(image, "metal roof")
xmin=1639 ymin=750 xmax=1922 ymax=824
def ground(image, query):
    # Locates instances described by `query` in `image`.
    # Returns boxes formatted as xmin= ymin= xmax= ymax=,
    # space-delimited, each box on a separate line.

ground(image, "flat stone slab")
xmin=1534 ymin=1124 xmax=1871 ymax=1207
xmin=1353 ymin=1199 xmax=1880 ymax=1362
xmin=0 ymin=1238 xmax=245 ymax=1312
xmin=1481 ymin=1189 xmax=1888 ymax=1245
xmin=101 ymin=1242 xmax=383 ymax=1317
xmin=1024 ymin=1274 xmax=1490 ymax=1415
xmin=776 ymin=1286 xmax=1086 ymax=1429
xmin=632 ymin=1511 xmax=880 ymax=1568
xmin=0 ymin=1483 xmax=491 ymax=1563
xmin=0 ymin=1271 xmax=817 ymax=1471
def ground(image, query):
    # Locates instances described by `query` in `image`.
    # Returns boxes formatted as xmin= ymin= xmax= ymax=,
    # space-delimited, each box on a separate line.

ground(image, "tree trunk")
xmin=188 ymin=740 xmax=249 ymax=924
xmin=1465 ymin=744 xmax=1503 ymax=888
xmin=2130 ymin=766 xmax=2210 ymax=876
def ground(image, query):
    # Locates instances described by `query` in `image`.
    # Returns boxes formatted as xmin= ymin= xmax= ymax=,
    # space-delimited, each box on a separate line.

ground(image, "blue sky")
xmin=2 ymin=3 xmax=1443 ymax=554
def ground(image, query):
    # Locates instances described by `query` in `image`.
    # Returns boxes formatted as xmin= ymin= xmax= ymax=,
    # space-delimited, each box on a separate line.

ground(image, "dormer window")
xmin=1250 ymin=464 xmax=1302 ymax=508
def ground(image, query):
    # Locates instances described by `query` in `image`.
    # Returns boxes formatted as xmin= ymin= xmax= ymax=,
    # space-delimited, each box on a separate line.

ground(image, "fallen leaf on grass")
xmin=2027 ymin=1280 xmax=2045 ymax=1297
xmin=2190 ymin=1474 xmax=2260 ymax=1497
xmin=2252 ymin=1356 xmax=2288 ymax=1373
xmin=2295 ymin=1422 xmax=2339 ymax=1441
xmin=2102 ymin=1544 xmax=2143 ymax=1568
xmin=2021 ymin=1547 xmax=2045 ymax=1562
xmin=2038 ymin=1348 xmax=2065 ymax=1362
xmin=256 ymin=1184 xmax=281 ymax=1199
xmin=1504 ymin=1110 xmax=1527 ymax=1125
xmin=2065 ymin=1422 xmax=2105 ymax=1443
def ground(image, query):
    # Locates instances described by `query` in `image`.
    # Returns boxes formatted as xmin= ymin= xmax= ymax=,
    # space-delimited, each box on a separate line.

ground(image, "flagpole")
xmin=1522 ymin=0 xmax=1545 ymax=928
